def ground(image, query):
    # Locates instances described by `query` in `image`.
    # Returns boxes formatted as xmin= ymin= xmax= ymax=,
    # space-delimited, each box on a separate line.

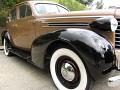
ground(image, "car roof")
xmin=28 ymin=0 xmax=60 ymax=4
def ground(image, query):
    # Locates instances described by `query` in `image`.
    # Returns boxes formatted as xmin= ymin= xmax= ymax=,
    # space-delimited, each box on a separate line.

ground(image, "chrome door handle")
xmin=13 ymin=24 xmax=18 ymax=27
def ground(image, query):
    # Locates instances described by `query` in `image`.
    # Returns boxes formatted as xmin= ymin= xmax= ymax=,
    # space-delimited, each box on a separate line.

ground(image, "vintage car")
xmin=1 ymin=0 xmax=120 ymax=90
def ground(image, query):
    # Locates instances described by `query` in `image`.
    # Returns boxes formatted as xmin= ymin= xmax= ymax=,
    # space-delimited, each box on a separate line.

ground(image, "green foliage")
xmin=50 ymin=0 xmax=86 ymax=11
xmin=76 ymin=0 xmax=93 ymax=5
xmin=3 ymin=0 xmax=16 ymax=8
xmin=2 ymin=0 xmax=25 ymax=9
xmin=0 ymin=0 xmax=25 ymax=16
xmin=0 ymin=9 xmax=7 ymax=16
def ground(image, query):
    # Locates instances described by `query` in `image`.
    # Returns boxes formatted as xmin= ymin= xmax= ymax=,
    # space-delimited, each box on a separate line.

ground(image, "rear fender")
xmin=1 ymin=31 xmax=10 ymax=45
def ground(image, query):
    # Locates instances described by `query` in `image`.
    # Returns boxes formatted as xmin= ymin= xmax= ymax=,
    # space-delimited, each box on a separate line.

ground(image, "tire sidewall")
xmin=50 ymin=48 xmax=89 ymax=90
xmin=4 ymin=38 xmax=10 ymax=56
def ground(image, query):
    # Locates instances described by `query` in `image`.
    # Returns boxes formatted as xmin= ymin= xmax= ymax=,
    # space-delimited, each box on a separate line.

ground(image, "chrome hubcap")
xmin=61 ymin=63 xmax=75 ymax=81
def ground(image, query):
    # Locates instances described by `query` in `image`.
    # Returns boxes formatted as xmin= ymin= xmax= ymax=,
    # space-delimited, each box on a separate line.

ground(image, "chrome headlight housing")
xmin=90 ymin=16 xmax=118 ymax=32
xmin=111 ymin=17 xmax=118 ymax=32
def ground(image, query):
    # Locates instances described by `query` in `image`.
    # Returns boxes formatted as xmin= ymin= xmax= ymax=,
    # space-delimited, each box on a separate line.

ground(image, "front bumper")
xmin=115 ymin=49 xmax=120 ymax=70
xmin=108 ymin=49 xmax=120 ymax=87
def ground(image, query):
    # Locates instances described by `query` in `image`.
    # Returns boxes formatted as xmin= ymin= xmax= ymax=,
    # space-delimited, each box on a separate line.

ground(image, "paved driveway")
xmin=0 ymin=50 xmax=120 ymax=90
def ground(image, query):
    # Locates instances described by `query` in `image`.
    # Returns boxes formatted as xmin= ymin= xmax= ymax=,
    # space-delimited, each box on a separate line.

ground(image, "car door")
xmin=11 ymin=4 xmax=35 ymax=50
xmin=7 ymin=8 xmax=18 ymax=46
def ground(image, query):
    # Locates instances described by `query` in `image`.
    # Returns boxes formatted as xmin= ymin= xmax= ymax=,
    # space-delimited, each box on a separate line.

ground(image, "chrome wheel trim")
xmin=61 ymin=62 xmax=75 ymax=82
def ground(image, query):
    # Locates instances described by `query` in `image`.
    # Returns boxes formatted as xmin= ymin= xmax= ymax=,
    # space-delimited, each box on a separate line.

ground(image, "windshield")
xmin=90 ymin=0 xmax=120 ymax=10
xmin=35 ymin=3 xmax=69 ymax=15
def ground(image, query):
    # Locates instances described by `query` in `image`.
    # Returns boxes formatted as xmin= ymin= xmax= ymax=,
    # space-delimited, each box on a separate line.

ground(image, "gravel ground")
xmin=0 ymin=49 xmax=120 ymax=90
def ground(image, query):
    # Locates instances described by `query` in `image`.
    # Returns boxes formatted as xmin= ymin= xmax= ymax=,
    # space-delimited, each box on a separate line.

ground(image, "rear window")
xmin=20 ymin=5 xmax=32 ymax=18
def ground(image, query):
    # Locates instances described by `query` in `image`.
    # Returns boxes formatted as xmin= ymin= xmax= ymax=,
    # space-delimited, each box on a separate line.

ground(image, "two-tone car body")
xmin=1 ymin=0 xmax=120 ymax=90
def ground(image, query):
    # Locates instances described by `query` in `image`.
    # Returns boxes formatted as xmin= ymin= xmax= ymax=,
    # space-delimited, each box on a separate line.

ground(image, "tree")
xmin=0 ymin=0 xmax=25 ymax=16
xmin=96 ymin=0 xmax=103 ymax=9
xmin=76 ymin=0 xmax=93 ymax=5
xmin=50 ymin=0 xmax=86 ymax=11
xmin=2 ymin=0 xmax=24 ymax=8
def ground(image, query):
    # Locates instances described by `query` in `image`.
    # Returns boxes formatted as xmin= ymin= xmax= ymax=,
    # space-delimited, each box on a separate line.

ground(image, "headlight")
xmin=90 ymin=16 xmax=118 ymax=32
xmin=111 ymin=17 xmax=118 ymax=32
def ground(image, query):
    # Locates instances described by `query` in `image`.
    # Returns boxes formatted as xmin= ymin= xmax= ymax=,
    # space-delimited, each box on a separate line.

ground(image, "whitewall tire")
xmin=4 ymin=39 xmax=12 ymax=56
xmin=50 ymin=48 xmax=91 ymax=90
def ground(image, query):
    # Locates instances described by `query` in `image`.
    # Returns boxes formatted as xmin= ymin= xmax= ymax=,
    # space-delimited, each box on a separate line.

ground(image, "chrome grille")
xmin=115 ymin=19 xmax=120 ymax=48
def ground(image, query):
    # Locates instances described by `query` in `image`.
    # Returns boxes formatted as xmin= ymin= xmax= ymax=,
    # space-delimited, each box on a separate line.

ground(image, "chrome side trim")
xmin=41 ymin=15 xmax=114 ymax=20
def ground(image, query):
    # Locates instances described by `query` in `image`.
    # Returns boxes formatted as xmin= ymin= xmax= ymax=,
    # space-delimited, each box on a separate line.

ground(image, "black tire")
xmin=50 ymin=48 xmax=92 ymax=90
xmin=3 ymin=38 xmax=12 ymax=56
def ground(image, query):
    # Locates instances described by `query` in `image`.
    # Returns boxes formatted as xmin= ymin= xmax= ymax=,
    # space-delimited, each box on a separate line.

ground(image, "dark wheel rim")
xmin=55 ymin=56 xmax=80 ymax=89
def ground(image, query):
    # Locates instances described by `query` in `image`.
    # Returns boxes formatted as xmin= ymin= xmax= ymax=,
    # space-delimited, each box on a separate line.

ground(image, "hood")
xmin=36 ymin=9 xmax=120 ymax=18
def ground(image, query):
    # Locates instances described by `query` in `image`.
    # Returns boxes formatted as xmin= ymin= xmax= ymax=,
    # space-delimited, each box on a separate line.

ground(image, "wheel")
xmin=50 ymin=48 xmax=92 ymax=90
xmin=4 ymin=38 xmax=12 ymax=56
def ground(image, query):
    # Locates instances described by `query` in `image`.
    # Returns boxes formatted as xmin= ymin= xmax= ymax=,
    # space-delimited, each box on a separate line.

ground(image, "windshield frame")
xmin=34 ymin=3 xmax=69 ymax=15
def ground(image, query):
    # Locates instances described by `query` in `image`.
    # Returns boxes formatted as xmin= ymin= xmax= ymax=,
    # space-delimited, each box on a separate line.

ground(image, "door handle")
xmin=13 ymin=24 xmax=18 ymax=27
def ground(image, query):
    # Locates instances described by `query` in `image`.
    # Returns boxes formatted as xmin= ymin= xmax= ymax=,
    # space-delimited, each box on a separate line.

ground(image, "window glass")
xmin=26 ymin=5 xmax=32 ymax=16
xmin=20 ymin=5 xmax=26 ymax=18
xmin=10 ymin=9 xmax=16 ymax=20
xmin=35 ymin=4 xmax=59 ymax=14
xmin=57 ymin=6 xmax=68 ymax=13
xmin=20 ymin=5 xmax=32 ymax=18
xmin=35 ymin=4 xmax=46 ymax=14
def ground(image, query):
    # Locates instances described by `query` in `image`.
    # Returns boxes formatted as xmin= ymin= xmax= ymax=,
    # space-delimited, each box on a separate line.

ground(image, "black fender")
xmin=32 ymin=28 xmax=116 ymax=79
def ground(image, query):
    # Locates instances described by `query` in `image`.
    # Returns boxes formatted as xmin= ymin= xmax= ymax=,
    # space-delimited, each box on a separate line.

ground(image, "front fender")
xmin=32 ymin=28 xmax=116 ymax=76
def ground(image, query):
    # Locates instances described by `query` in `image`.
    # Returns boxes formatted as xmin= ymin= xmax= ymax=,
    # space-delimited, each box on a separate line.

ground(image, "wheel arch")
xmin=44 ymin=39 xmax=92 ymax=77
xmin=1 ymin=31 xmax=7 ymax=45
xmin=44 ymin=40 xmax=77 ymax=70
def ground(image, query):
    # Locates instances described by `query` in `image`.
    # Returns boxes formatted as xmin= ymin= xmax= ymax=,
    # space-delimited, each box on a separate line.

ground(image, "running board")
xmin=9 ymin=48 xmax=31 ymax=61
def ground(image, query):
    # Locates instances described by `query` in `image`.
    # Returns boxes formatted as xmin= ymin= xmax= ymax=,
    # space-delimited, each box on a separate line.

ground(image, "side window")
xmin=20 ymin=5 xmax=32 ymax=18
xmin=20 ymin=5 xmax=26 ymax=18
xmin=10 ymin=9 xmax=16 ymax=20
xmin=26 ymin=5 xmax=32 ymax=16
